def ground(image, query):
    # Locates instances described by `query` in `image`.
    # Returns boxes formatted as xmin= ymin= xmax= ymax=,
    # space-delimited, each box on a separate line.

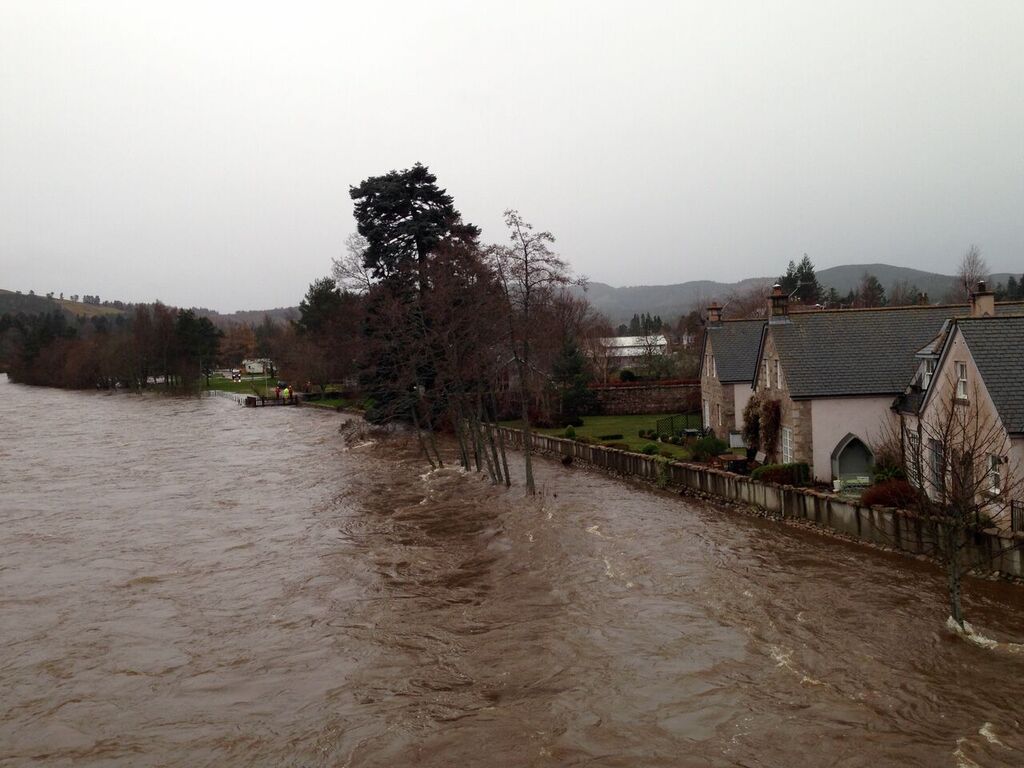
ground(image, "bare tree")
xmin=490 ymin=210 xmax=574 ymax=494
xmin=897 ymin=376 xmax=1023 ymax=630
xmin=888 ymin=279 xmax=920 ymax=307
xmin=953 ymin=244 xmax=988 ymax=303
xmin=332 ymin=232 xmax=375 ymax=294
xmin=722 ymin=279 xmax=772 ymax=319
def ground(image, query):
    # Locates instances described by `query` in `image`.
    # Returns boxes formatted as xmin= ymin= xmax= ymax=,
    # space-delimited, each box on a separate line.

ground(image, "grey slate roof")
xmin=705 ymin=319 xmax=765 ymax=383
xmin=956 ymin=316 xmax=1024 ymax=434
xmin=766 ymin=302 xmax=1024 ymax=399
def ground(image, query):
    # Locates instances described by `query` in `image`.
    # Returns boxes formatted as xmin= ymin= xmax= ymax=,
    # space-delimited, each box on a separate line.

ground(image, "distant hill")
xmin=0 ymin=288 xmax=298 ymax=327
xmin=0 ymin=289 xmax=126 ymax=319
xmin=193 ymin=306 xmax=298 ymax=329
xmin=582 ymin=264 xmax=1020 ymax=324
xmin=817 ymin=264 xmax=1014 ymax=300
xmin=6 ymin=260 xmax=1020 ymax=328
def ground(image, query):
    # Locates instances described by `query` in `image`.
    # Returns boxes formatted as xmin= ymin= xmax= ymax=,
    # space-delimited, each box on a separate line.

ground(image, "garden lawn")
xmin=206 ymin=377 xmax=277 ymax=396
xmin=502 ymin=414 xmax=695 ymax=460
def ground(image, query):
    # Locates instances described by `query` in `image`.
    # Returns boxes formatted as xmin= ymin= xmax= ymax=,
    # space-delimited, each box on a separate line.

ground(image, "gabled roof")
xmin=955 ymin=316 xmax=1024 ymax=434
xmin=763 ymin=302 xmax=1024 ymax=399
xmin=703 ymin=319 xmax=765 ymax=383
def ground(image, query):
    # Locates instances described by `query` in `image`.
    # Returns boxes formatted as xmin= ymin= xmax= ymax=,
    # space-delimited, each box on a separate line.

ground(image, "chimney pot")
xmin=707 ymin=302 xmax=723 ymax=325
xmin=769 ymin=284 xmax=790 ymax=323
xmin=970 ymin=280 xmax=995 ymax=317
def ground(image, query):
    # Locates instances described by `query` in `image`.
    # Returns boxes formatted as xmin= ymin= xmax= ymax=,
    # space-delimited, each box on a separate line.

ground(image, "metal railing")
xmin=654 ymin=413 xmax=702 ymax=436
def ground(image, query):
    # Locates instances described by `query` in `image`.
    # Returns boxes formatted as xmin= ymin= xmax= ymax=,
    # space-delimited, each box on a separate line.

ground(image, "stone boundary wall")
xmin=496 ymin=427 xmax=1024 ymax=579
xmin=590 ymin=383 xmax=700 ymax=416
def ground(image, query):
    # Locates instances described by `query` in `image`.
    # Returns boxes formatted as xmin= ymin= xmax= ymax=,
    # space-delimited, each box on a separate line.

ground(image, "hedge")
xmin=750 ymin=462 xmax=810 ymax=485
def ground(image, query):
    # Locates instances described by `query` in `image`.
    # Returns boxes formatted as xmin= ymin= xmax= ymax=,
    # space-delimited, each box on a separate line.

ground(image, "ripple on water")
xmin=2 ymin=376 xmax=1024 ymax=767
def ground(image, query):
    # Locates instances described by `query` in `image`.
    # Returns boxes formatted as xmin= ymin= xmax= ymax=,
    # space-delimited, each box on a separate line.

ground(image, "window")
xmin=955 ymin=362 xmax=968 ymax=400
xmin=1012 ymin=501 xmax=1024 ymax=533
xmin=717 ymin=403 xmax=722 ymax=426
xmin=703 ymin=399 xmax=710 ymax=428
xmin=921 ymin=359 xmax=935 ymax=390
xmin=775 ymin=359 xmax=782 ymax=389
xmin=711 ymin=355 xmax=716 ymax=378
xmin=929 ymin=438 xmax=944 ymax=490
xmin=781 ymin=427 xmax=793 ymax=464
xmin=764 ymin=360 xmax=771 ymax=389
xmin=906 ymin=432 xmax=921 ymax=485
xmin=989 ymin=455 xmax=1002 ymax=494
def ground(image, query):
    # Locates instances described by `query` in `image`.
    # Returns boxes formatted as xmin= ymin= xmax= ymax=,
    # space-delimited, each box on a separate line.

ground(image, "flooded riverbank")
xmin=2 ymin=376 xmax=1023 ymax=767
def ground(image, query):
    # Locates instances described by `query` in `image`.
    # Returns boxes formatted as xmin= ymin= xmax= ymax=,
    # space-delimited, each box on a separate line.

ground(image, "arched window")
xmin=830 ymin=433 xmax=874 ymax=481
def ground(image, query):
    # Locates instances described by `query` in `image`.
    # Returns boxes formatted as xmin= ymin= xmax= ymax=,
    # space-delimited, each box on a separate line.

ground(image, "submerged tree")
xmin=898 ymin=378 xmax=1024 ymax=630
xmin=490 ymin=209 xmax=575 ymax=494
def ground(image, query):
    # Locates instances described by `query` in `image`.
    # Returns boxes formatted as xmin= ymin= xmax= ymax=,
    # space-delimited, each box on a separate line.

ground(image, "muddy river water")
xmin=2 ymin=375 xmax=1023 ymax=767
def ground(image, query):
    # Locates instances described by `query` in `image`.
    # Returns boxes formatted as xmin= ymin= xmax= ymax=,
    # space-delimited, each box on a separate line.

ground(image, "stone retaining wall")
xmin=497 ymin=427 xmax=1024 ymax=579
xmin=590 ymin=383 xmax=700 ymax=415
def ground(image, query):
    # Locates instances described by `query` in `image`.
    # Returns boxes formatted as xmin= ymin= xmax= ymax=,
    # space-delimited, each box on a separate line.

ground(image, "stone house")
xmin=698 ymin=305 xmax=763 ymax=436
xmin=750 ymin=285 xmax=1023 ymax=483
xmin=894 ymin=295 xmax=1024 ymax=531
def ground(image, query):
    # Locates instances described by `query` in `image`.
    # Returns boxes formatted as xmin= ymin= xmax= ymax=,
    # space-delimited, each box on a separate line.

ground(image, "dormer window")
xmin=922 ymin=359 xmax=935 ymax=390
xmin=955 ymin=362 xmax=968 ymax=400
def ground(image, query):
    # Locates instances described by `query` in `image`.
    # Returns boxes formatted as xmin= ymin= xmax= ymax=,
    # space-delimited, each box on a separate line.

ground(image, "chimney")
xmin=970 ymin=280 xmax=995 ymax=317
xmin=916 ymin=292 xmax=927 ymax=306
xmin=769 ymin=283 xmax=790 ymax=324
xmin=707 ymin=302 xmax=723 ymax=326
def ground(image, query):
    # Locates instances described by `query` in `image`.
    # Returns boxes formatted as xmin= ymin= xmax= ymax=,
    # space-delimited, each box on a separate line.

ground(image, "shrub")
xmin=574 ymin=435 xmax=599 ymax=445
xmin=669 ymin=435 xmax=682 ymax=445
xmin=598 ymin=433 xmax=623 ymax=440
xmin=692 ymin=436 xmax=729 ymax=462
xmin=873 ymin=464 xmax=906 ymax=484
xmin=563 ymin=425 xmax=576 ymax=439
xmin=659 ymin=432 xmax=671 ymax=442
xmin=638 ymin=428 xmax=648 ymax=438
xmin=619 ymin=369 xmax=637 ymax=382
xmin=742 ymin=395 xmax=762 ymax=449
xmin=760 ymin=399 xmax=782 ymax=459
xmin=641 ymin=443 xmax=659 ymax=455
xmin=861 ymin=479 xmax=918 ymax=508
xmin=659 ymin=447 xmax=675 ymax=458
xmin=751 ymin=462 xmax=810 ymax=485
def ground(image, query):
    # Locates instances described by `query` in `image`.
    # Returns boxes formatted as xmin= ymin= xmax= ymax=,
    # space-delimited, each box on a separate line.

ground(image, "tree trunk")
xmin=490 ymin=391 xmax=512 ymax=488
xmin=946 ymin=523 xmax=965 ymax=629
xmin=517 ymin=360 xmax=535 ymax=494
xmin=409 ymin=398 xmax=436 ymax=469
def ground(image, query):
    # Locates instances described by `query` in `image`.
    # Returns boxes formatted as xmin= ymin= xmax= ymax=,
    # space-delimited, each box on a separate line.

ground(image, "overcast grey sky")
xmin=1 ymin=1 xmax=1022 ymax=311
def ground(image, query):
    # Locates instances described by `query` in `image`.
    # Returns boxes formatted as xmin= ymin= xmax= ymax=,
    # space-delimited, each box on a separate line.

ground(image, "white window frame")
xmin=906 ymin=432 xmax=921 ymax=486
xmin=711 ymin=355 xmax=716 ymax=378
xmin=929 ymin=438 xmax=944 ymax=490
xmin=781 ymin=427 xmax=793 ymax=464
xmin=921 ymin=359 xmax=935 ymax=390
xmin=989 ymin=455 xmax=1002 ymax=494
xmin=764 ymin=359 xmax=771 ymax=389
xmin=775 ymin=359 xmax=782 ymax=389
xmin=955 ymin=362 xmax=968 ymax=400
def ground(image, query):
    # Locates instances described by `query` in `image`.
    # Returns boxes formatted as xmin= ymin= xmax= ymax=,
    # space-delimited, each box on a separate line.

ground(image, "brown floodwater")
xmin=1 ymin=375 xmax=1023 ymax=767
